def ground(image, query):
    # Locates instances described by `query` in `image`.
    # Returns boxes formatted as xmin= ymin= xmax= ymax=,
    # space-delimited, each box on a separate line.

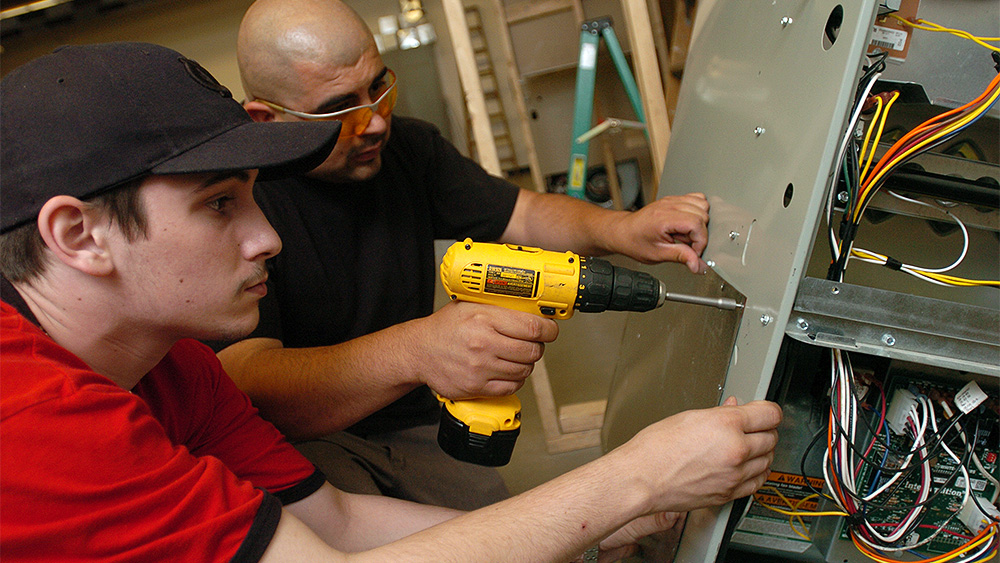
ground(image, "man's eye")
xmin=207 ymin=196 xmax=235 ymax=212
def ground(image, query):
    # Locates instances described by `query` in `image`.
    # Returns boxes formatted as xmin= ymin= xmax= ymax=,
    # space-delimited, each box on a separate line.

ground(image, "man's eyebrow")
xmin=314 ymin=67 xmax=389 ymax=112
xmin=197 ymin=170 xmax=251 ymax=190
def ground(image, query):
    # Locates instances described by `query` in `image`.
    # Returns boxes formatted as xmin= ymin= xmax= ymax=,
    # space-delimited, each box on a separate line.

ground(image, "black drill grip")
xmin=576 ymin=257 xmax=661 ymax=313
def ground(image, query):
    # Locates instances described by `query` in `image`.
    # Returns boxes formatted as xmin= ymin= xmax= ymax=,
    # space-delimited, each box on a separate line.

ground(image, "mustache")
xmin=351 ymin=132 xmax=387 ymax=154
xmin=241 ymin=264 xmax=269 ymax=292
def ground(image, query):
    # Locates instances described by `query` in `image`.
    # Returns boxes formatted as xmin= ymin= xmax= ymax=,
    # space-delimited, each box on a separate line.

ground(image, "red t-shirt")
xmin=0 ymin=302 xmax=320 ymax=562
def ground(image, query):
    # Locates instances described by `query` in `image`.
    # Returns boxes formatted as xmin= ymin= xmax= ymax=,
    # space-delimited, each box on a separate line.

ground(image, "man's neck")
xmin=10 ymin=276 xmax=171 ymax=390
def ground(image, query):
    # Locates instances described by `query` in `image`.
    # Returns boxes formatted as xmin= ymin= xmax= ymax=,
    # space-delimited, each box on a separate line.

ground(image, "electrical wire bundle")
xmin=825 ymin=27 xmax=1000 ymax=287
xmin=824 ymin=351 xmax=999 ymax=562
xmin=754 ymin=351 xmax=1000 ymax=561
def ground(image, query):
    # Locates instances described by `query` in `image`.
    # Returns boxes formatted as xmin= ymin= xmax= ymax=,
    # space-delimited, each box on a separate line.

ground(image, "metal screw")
xmin=796 ymin=318 xmax=809 ymax=331
xmin=754 ymin=126 xmax=766 ymax=136
xmin=730 ymin=231 xmax=740 ymax=240
xmin=837 ymin=191 xmax=849 ymax=203
xmin=780 ymin=16 xmax=793 ymax=28
xmin=831 ymin=286 xmax=840 ymax=295
xmin=760 ymin=314 xmax=772 ymax=326
xmin=881 ymin=333 xmax=896 ymax=346
xmin=706 ymin=260 xmax=716 ymax=268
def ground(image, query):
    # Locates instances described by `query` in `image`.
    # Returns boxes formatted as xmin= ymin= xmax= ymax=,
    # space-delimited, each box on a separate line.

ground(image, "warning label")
xmin=732 ymin=471 xmax=826 ymax=553
xmin=484 ymin=265 xmax=537 ymax=298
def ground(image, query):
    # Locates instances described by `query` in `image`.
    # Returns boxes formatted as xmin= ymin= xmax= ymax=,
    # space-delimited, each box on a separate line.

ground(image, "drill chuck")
xmin=576 ymin=257 xmax=665 ymax=313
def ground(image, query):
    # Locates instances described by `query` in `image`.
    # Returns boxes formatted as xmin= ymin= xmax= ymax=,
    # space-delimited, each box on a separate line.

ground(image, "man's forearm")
xmin=274 ymin=447 xmax=649 ymax=563
xmin=500 ymin=190 xmax=625 ymax=256
xmin=369 ymin=452 xmax=646 ymax=562
xmin=217 ymin=321 xmax=430 ymax=439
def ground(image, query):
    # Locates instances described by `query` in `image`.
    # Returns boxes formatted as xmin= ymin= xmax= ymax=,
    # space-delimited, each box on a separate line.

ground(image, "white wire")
xmin=865 ymin=399 xmax=934 ymax=544
xmin=860 ymin=396 xmax=971 ymax=552
xmin=887 ymin=192 xmax=970 ymax=273
xmin=849 ymin=193 xmax=971 ymax=286
xmin=940 ymin=401 xmax=1000 ymax=504
xmin=827 ymin=63 xmax=883 ymax=266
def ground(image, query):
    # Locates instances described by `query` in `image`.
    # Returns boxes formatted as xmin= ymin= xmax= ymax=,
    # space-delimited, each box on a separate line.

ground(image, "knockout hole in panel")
xmin=823 ymin=5 xmax=844 ymax=50
xmin=783 ymin=183 xmax=794 ymax=207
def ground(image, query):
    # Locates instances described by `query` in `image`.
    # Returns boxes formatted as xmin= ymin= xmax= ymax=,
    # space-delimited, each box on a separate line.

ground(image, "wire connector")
xmin=959 ymin=497 xmax=1000 ymax=534
xmin=886 ymin=388 xmax=917 ymax=435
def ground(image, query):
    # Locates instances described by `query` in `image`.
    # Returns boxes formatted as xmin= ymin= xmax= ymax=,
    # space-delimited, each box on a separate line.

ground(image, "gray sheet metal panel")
xmin=601 ymin=0 xmax=879 ymax=561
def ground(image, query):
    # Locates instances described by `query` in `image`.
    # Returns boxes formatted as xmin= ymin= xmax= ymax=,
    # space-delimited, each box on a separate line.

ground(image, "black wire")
xmin=849 ymin=417 xmax=979 ymax=547
xmin=826 ymin=381 xmax=968 ymax=477
xmin=800 ymin=425 xmax=832 ymax=500
xmin=856 ymin=52 xmax=888 ymax=102
xmin=828 ymin=401 xmax=972 ymax=513
xmin=860 ymin=416 xmax=977 ymax=515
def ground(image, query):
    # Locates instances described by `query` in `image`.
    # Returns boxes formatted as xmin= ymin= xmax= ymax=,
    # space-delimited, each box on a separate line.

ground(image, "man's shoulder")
xmin=1 ymin=302 xmax=123 ymax=418
xmin=391 ymin=115 xmax=441 ymax=136
xmin=386 ymin=115 xmax=448 ymax=154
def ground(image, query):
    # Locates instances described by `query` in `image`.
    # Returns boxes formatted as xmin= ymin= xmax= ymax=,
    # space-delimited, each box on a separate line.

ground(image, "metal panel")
xmin=787 ymin=277 xmax=1000 ymax=376
xmin=601 ymin=0 xmax=880 ymax=561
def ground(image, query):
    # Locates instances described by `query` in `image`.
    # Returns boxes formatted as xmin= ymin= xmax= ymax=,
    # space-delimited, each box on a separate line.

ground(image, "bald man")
xmin=220 ymin=0 xmax=714 ymax=511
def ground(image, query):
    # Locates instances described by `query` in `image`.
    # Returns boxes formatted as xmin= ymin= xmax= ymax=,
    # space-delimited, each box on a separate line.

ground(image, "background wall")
xmin=1 ymin=0 xmax=462 ymax=143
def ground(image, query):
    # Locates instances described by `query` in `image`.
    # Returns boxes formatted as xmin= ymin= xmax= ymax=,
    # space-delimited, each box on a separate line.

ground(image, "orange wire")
xmin=850 ymin=523 xmax=998 ymax=563
xmin=862 ymin=72 xmax=1000 ymax=192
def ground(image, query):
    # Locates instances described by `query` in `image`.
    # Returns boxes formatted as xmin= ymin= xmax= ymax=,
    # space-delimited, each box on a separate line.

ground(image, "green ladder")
xmin=567 ymin=17 xmax=647 ymax=200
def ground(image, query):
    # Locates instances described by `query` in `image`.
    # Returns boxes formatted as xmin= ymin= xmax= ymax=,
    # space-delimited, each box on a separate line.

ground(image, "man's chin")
xmin=198 ymin=312 xmax=260 ymax=343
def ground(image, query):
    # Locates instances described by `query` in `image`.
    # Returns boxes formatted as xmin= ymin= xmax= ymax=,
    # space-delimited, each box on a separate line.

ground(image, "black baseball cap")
xmin=0 ymin=42 xmax=341 ymax=233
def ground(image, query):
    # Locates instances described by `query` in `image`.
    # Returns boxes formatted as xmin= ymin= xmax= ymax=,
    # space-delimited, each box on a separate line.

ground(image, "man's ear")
xmin=36 ymin=196 xmax=114 ymax=276
xmin=244 ymin=100 xmax=279 ymax=123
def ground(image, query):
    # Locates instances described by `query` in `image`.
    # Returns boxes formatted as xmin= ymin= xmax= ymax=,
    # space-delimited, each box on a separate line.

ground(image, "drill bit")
xmin=662 ymin=291 xmax=744 ymax=311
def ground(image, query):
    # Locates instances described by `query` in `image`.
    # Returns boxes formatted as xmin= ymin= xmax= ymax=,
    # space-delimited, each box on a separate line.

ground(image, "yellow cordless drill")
xmin=436 ymin=238 xmax=741 ymax=466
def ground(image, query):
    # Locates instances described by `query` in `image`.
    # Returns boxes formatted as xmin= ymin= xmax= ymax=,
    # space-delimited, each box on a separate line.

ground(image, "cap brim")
xmin=150 ymin=120 xmax=341 ymax=180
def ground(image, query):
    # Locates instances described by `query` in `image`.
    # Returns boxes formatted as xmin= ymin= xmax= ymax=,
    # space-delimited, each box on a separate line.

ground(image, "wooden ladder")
xmin=463 ymin=6 xmax=519 ymax=172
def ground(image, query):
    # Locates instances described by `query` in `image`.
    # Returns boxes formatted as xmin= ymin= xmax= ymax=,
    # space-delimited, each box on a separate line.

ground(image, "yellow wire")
xmin=854 ymin=82 xmax=1000 ymax=221
xmin=849 ymin=249 xmax=1000 ymax=287
xmin=753 ymin=486 xmax=848 ymax=518
xmin=858 ymin=95 xmax=882 ymax=179
xmin=865 ymin=79 xmax=999 ymax=192
xmin=860 ymin=92 xmax=899 ymax=184
xmin=889 ymin=14 xmax=1000 ymax=53
xmin=752 ymin=486 xmax=826 ymax=542
xmin=851 ymin=524 xmax=998 ymax=563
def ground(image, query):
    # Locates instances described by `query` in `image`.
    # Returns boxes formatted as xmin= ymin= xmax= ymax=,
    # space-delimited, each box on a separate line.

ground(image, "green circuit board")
xmin=838 ymin=373 xmax=1000 ymax=555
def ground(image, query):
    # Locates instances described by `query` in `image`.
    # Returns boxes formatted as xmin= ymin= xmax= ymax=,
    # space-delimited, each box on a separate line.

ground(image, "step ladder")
xmin=463 ymin=6 xmax=519 ymax=172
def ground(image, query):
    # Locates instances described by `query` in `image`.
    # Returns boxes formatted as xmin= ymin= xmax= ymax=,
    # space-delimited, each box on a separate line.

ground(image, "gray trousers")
xmin=295 ymin=423 xmax=511 ymax=511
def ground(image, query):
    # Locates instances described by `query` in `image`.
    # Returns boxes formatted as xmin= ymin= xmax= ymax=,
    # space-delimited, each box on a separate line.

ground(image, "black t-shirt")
xmin=244 ymin=116 xmax=520 ymax=436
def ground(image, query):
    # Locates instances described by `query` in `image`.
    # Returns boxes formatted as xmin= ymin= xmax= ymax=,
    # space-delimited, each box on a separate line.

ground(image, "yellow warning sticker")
xmin=569 ymin=156 xmax=586 ymax=189
xmin=484 ymin=265 xmax=536 ymax=298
